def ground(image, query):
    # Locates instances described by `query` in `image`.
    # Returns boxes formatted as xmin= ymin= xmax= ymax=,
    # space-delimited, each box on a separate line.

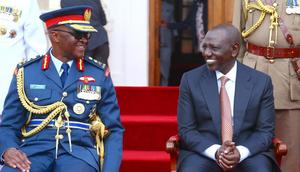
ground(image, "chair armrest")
xmin=166 ymin=135 xmax=179 ymax=153
xmin=166 ymin=135 xmax=179 ymax=172
xmin=272 ymin=138 xmax=288 ymax=166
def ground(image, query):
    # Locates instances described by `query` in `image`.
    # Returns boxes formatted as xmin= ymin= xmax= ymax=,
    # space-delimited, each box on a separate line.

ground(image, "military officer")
xmin=0 ymin=6 xmax=123 ymax=172
xmin=0 ymin=0 xmax=47 ymax=117
xmin=233 ymin=1 xmax=300 ymax=172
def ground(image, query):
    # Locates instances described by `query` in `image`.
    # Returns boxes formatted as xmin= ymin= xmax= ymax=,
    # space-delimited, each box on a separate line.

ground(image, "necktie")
xmin=60 ymin=63 xmax=69 ymax=87
xmin=220 ymin=76 xmax=233 ymax=143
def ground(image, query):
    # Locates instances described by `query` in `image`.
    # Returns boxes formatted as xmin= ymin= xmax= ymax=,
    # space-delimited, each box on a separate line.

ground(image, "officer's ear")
xmin=48 ymin=29 xmax=60 ymax=43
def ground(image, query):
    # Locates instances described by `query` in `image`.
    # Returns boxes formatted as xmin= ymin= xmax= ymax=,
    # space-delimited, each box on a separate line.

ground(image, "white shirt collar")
xmin=215 ymin=61 xmax=237 ymax=82
xmin=50 ymin=49 xmax=73 ymax=75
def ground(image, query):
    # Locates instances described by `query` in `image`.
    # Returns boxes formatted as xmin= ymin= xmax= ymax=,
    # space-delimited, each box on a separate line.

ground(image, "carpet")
xmin=116 ymin=86 xmax=179 ymax=172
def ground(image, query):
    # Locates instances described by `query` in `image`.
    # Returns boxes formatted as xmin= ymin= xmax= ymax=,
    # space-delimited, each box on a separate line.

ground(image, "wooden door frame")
xmin=148 ymin=0 xmax=234 ymax=86
xmin=149 ymin=0 xmax=161 ymax=86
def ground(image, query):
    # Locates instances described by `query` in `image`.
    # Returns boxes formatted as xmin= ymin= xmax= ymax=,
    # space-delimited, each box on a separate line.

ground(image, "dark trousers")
xmin=1 ymin=148 xmax=97 ymax=172
xmin=179 ymin=153 xmax=274 ymax=172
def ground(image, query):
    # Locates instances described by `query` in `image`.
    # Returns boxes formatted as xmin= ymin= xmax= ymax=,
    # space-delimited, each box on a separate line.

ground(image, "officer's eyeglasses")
xmin=53 ymin=29 xmax=91 ymax=40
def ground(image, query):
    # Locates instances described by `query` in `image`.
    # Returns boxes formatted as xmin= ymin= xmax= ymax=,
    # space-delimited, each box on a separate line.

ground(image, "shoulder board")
xmin=17 ymin=55 xmax=43 ymax=68
xmin=84 ymin=56 xmax=106 ymax=70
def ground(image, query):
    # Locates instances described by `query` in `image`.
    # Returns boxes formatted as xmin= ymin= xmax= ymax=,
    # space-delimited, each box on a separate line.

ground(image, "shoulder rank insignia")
xmin=18 ymin=55 xmax=42 ymax=68
xmin=85 ymin=56 xmax=106 ymax=70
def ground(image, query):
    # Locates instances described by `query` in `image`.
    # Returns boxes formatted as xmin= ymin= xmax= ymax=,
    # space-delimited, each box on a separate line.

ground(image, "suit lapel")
xmin=42 ymin=59 xmax=62 ymax=88
xmin=199 ymin=66 xmax=222 ymax=137
xmin=64 ymin=62 xmax=81 ymax=89
xmin=233 ymin=63 xmax=253 ymax=137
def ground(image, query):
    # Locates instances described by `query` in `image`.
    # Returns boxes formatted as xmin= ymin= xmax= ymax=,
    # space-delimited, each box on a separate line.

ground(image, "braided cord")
xmin=17 ymin=68 xmax=67 ymax=137
xmin=242 ymin=0 xmax=277 ymax=38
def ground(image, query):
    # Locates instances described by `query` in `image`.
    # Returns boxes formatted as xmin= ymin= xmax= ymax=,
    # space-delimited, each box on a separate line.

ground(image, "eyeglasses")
xmin=52 ymin=29 xmax=91 ymax=40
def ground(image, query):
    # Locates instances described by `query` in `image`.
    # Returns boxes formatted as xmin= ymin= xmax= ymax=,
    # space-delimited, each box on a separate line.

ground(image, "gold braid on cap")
xmin=242 ymin=0 xmax=278 ymax=40
xmin=17 ymin=67 xmax=68 ymax=137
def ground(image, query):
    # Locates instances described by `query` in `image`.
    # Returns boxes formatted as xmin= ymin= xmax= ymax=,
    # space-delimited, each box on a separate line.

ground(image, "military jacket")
xmin=0 ymin=54 xmax=124 ymax=172
xmin=233 ymin=0 xmax=300 ymax=109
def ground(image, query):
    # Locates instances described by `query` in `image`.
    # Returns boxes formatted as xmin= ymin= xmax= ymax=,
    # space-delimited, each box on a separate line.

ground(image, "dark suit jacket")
xmin=61 ymin=0 xmax=108 ymax=50
xmin=177 ymin=61 xmax=279 ymax=171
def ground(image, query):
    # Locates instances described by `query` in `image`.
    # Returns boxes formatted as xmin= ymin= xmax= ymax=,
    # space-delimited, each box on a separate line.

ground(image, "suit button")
xmin=34 ymin=97 xmax=38 ymax=101
xmin=62 ymin=92 xmax=68 ymax=97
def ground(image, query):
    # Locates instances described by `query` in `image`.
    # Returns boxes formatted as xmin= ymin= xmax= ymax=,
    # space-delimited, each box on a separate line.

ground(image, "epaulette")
xmin=17 ymin=55 xmax=43 ymax=68
xmin=85 ymin=56 xmax=106 ymax=70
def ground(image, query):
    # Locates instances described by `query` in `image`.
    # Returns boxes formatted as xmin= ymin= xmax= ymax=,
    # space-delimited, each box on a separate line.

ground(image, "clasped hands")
xmin=215 ymin=141 xmax=240 ymax=171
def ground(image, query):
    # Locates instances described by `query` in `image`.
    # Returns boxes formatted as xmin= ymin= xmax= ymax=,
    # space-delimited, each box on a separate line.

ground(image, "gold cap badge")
xmin=84 ymin=9 xmax=92 ymax=21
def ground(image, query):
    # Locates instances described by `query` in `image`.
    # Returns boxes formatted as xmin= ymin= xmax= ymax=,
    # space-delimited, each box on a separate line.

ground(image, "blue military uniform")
xmin=0 ymin=6 xmax=123 ymax=172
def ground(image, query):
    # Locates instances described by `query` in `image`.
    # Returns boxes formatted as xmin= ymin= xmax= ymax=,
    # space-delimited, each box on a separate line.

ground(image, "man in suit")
xmin=61 ymin=0 xmax=110 ymax=65
xmin=0 ymin=6 xmax=123 ymax=172
xmin=233 ymin=1 xmax=300 ymax=171
xmin=177 ymin=24 xmax=280 ymax=172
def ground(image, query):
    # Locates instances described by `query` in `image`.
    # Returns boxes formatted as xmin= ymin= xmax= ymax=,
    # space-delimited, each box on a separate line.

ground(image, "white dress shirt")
xmin=50 ymin=50 xmax=73 ymax=76
xmin=203 ymin=61 xmax=250 ymax=162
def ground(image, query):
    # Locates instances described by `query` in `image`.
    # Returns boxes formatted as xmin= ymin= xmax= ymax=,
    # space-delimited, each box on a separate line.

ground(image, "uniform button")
xmin=21 ymin=139 xmax=25 ymax=142
xmin=86 ymin=101 xmax=90 ymax=104
xmin=62 ymin=92 xmax=68 ymax=97
xmin=34 ymin=97 xmax=38 ymax=101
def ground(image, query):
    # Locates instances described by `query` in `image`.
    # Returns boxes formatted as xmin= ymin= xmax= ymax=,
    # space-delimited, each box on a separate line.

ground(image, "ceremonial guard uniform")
xmin=0 ymin=6 xmax=123 ymax=172
xmin=0 ymin=0 xmax=47 ymax=115
xmin=233 ymin=1 xmax=300 ymax=171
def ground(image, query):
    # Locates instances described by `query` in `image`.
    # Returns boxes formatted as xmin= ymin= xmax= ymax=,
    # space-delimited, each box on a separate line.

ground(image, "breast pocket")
xmin=73 ymin=93 xmax=99 ymax=116
xmin=25 ymin=88 xmax=52 ymax=105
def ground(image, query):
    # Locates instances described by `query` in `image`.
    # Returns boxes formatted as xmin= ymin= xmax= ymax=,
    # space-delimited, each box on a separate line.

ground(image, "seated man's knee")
xmin=178 ymin=153 xmax=222 ymax=172
xmin=237 ymin=154 xmax=272 ymax=172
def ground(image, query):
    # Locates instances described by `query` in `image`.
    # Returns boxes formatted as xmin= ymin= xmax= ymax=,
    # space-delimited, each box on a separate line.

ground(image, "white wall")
xmin=106 ymin=0 xmax=149 ymax=86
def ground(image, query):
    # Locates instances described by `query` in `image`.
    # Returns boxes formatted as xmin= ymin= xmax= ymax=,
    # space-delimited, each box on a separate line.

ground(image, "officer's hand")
xmin=3 ymin=148 xmax=31 ymax=172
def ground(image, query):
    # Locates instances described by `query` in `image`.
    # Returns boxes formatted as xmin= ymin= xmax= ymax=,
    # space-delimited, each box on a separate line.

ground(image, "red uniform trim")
xmin=77 ymin=58 xmax=84 ymax=71
xmin=45 ymin=15 xmax=84 ymax=28
xmin=42 ymin=54 xmax=50 ymax=70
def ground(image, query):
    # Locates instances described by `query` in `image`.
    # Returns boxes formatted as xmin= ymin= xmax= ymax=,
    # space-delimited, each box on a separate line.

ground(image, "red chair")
xmin=166 ymin=135 xmax=287 ymax=172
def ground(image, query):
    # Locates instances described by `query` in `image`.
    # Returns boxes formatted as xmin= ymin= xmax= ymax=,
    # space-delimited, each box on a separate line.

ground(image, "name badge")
xmin=30 ymin=84 xmax=46 ymax=89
